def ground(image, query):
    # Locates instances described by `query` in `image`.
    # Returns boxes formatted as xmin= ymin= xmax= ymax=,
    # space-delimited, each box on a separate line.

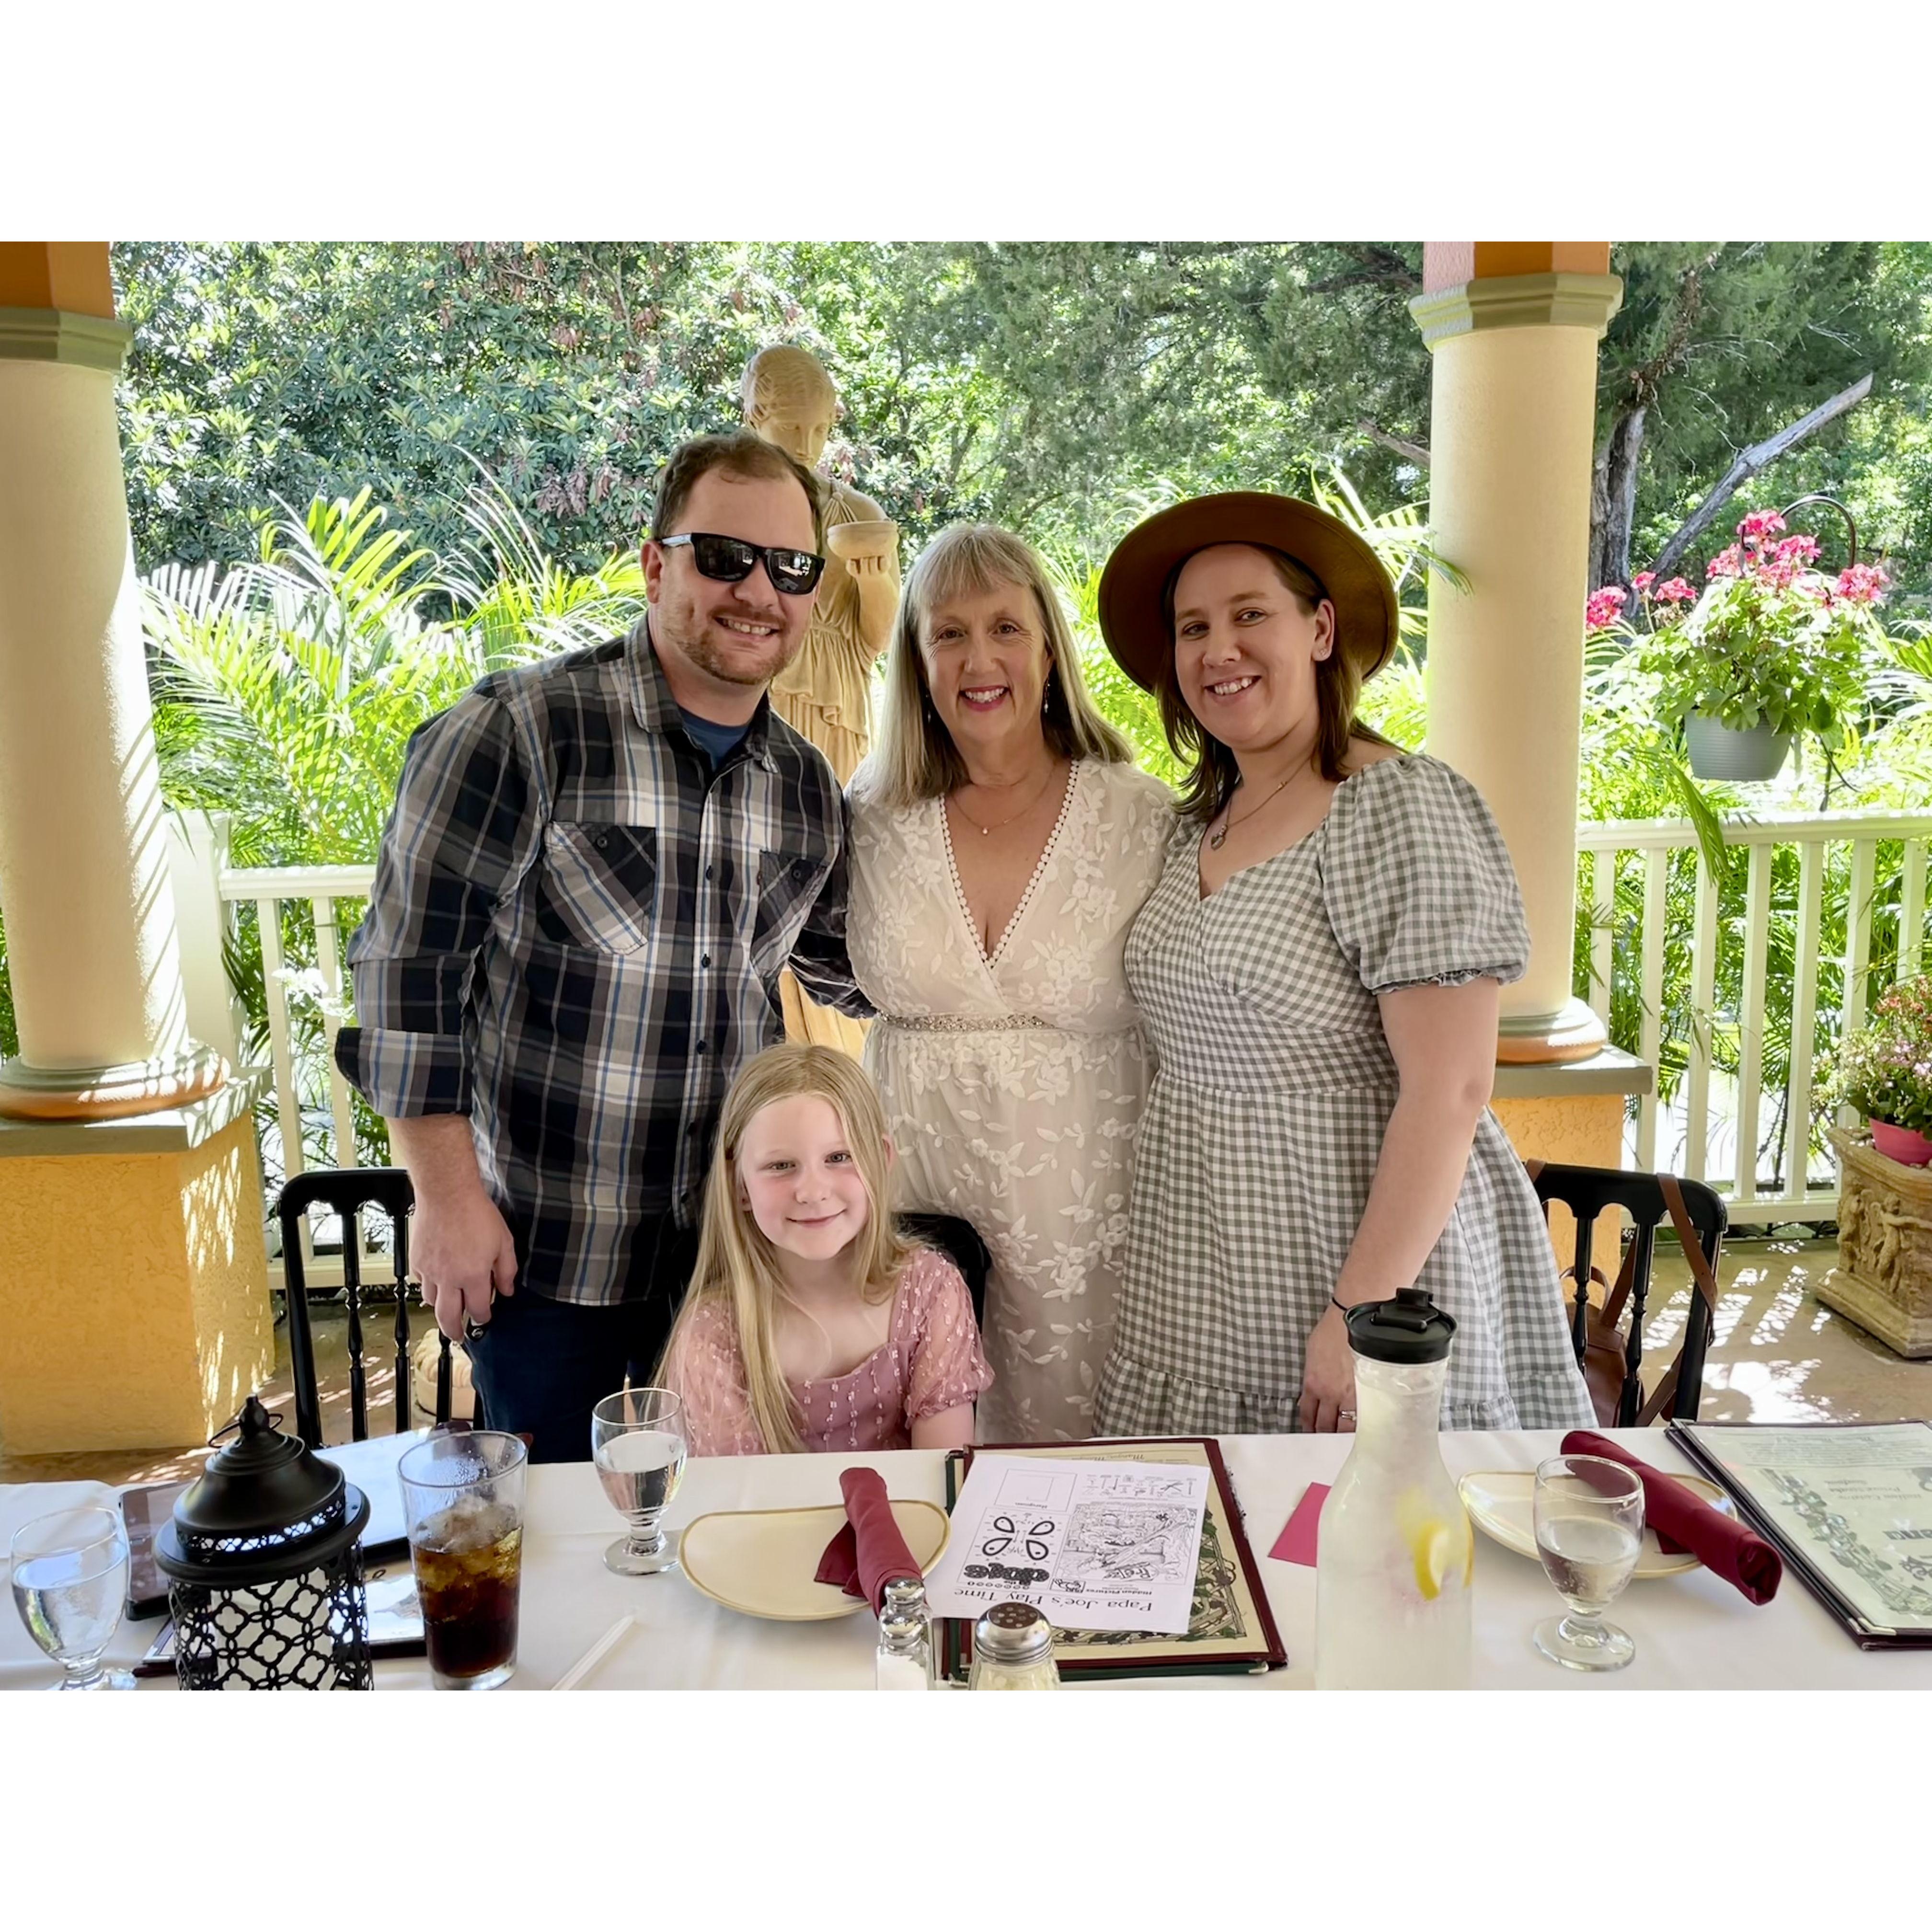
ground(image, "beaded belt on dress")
xmin=882 ymin=1013 xmax=1053 ymax=1035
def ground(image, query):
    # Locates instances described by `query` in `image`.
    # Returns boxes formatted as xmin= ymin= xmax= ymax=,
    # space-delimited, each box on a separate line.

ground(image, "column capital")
xmin=1410 ymin=272 xmax=1624 ymax=350
xmin=0 ymin=306 xmax=134 ymax=370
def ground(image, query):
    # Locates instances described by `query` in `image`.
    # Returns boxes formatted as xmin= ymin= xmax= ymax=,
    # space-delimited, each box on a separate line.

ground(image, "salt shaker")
xmin=967 ymin=1601 xmax=1061 ymax=1690
xmin=875 ymin=1576 xmax=932 ymax=1691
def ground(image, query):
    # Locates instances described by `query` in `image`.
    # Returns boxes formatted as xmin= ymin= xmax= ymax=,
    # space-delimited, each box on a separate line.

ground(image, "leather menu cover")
xmin=939 ymin=1437 xmax=1287 ymax=1682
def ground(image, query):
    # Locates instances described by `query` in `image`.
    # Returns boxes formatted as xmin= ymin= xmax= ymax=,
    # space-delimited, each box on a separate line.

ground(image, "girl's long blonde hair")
xmin=658 ymin=1045 xmax=910 ymax=1454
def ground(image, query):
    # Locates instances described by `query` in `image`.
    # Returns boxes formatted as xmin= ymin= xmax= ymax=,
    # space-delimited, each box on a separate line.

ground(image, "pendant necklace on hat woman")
xmin=1208 ymin=769 xmax=1300 ymax=850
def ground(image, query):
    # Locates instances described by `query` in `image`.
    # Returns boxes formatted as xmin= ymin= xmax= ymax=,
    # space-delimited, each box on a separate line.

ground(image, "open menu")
xmin=937 ymin=1438 xmax=1286 ymax=1682
xmin=1669 ymin=1420 xmax=1932 ymax=1648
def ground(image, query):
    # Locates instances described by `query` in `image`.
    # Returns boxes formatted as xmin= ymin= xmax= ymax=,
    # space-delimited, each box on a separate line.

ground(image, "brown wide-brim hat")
xmin=1097 ymin=491 xmax=1400 ymax=693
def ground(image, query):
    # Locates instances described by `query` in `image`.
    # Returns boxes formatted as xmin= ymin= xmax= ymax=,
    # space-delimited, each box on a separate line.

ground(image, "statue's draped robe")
xmin=770 ymin=475 xmax=899 ymax=1055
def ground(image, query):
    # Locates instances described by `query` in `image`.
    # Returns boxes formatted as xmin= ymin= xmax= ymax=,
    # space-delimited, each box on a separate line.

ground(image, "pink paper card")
xmin=1268 ymin=1482 xmax=1328 ymax=1566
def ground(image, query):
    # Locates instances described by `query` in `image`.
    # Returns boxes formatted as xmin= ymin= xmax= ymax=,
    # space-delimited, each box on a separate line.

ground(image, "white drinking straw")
xmin=553 ymin=1613 xmax=636 ymax=1691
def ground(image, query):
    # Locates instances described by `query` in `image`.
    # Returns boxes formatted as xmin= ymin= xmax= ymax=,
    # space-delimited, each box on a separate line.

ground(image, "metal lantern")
xmin=155 ymin=1395 xmax=373 ymax=1690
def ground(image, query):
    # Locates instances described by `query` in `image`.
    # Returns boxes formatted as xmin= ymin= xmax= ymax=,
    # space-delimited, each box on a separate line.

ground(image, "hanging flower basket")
xmin=1683 ymin=713 xmax=1791 ymax=782
xmin=1586 ymin=498 xmax=1889 ymax=791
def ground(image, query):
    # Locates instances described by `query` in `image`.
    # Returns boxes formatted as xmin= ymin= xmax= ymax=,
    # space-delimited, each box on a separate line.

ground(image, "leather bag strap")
xmin=1637 ymin=1175 xmax=1721 ymax=1425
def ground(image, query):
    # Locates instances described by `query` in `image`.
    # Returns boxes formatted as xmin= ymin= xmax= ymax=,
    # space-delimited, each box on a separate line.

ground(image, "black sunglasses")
xmin=656 ymin=531 xmax=826 ymax=596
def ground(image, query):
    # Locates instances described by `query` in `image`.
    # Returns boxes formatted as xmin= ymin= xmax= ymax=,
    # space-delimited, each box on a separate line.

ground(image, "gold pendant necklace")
xmin=1208 ymin=772 xmax=1296 ymax=850
xmin=950 ymin=765 xmax=1058 ymax=837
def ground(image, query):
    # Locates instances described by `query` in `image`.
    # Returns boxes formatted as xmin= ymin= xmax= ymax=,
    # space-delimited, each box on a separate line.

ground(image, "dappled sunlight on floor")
xmin=1644 ymin=1239 xmax=1932 ymax=1426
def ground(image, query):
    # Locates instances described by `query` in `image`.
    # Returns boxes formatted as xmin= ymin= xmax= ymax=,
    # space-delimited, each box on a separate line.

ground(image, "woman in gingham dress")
xmin=1090 ymin=494 xmax=1594 ymax=1437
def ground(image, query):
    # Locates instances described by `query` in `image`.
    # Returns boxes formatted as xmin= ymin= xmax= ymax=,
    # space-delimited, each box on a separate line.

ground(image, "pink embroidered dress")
xmin=663 ymin=1247 xmax=994 ymax=1456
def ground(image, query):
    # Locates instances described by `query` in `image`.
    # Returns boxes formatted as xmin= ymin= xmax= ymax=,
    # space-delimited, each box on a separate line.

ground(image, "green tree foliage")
xmin=115 ymin=242 xmax=1932 ymax=600
xmin=1592 ymin=242 xmax=1932 ymax=587
xmin=115 ymin=242 xmax=1003 ymax=576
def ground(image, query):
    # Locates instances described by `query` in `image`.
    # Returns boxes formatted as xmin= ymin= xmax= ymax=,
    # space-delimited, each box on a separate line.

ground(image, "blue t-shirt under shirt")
xmin=678 ymin=705 xmax=751 ymax=767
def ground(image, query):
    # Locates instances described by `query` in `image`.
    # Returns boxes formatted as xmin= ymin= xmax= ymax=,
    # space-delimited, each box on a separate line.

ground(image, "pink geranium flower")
xmin=1772 ymin=533 xmax=1821 ymax=566
xmin=1584 ymin=586 xmax=1628 ymax=630
xmin=1632 ymin=571 xmax=1656 ymax=593
xmin=1836 ymin=562 xmax=1891 ymax=605
xmin=1652 ymin=577 xmax=1695 ymax=604
xmin=1737 ymin=509 xmax=1788 ymax=541
xmin=1707 ymin=545 xmax=1744 ymax=579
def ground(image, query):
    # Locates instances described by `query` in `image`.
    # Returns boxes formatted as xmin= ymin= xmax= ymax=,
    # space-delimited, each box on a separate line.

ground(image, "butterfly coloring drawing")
xmin=980 ymin=1513 xmax=1055 ymax=1562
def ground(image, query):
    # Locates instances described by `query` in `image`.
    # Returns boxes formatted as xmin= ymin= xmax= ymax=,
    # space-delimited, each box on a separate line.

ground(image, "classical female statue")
xmin=742 ymin=345 xmax=902 ymax=1053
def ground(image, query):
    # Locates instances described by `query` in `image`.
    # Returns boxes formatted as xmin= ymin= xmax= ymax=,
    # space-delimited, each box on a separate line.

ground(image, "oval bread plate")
xmin=1457 ymin=1469 xmax=1732 ymax=1580
xmin=680 ymin=1499 xmax=953 ymax=1622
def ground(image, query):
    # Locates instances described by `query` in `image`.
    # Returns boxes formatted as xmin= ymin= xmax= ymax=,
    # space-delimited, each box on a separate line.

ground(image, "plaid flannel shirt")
xmin=335 ymin=618 xmax=869 ymax=1305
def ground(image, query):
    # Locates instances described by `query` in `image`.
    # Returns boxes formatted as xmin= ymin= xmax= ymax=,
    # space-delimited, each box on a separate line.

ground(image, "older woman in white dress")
xmin=847 ymin=526 xmax=1173 ymax=1441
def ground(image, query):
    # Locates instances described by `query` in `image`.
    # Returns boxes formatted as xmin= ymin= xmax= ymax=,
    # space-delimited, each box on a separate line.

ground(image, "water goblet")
xmin=591 ymin=1387 xmax=688 ymax=1576
xmin=10 ymin=1506 xmax=138 ymax=1690
xmin=1532 ymin=1454 xmax=1644 ymax=1672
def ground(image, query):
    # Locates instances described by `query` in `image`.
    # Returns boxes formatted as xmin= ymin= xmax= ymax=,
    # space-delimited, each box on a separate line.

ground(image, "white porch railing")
xmin=1579 ymin=809 xmax=1931 ymax=1223
xmin=219 ymin=860 xmax=376 ymax=1289
xmin=190 ymin=810 xmax=1932 ymax=1271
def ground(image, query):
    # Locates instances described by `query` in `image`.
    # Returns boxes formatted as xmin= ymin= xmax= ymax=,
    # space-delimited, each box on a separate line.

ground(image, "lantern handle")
xmin=207 ymin=1395 xmax=287 ymax=1449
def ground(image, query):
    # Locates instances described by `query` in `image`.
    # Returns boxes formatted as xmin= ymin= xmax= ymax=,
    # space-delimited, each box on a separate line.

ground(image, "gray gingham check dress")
xmin=1094 ymin=754 xmax=1595 ymax=1437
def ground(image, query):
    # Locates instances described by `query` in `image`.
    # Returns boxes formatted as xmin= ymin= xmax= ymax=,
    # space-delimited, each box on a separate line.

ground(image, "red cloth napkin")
xmin=814 ymin=1467 xmax=921 ymax=1612
xmin=1561 ymin=1429 xmax=1782 ymax=1605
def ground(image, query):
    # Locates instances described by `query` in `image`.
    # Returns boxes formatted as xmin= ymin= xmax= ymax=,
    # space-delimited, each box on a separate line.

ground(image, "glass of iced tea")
xmin=399 ymin=1431 xmax=528 ymax=1690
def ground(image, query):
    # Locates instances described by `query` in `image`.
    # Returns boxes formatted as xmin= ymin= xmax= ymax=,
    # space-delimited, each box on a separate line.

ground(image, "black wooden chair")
xmin=1525 ymin=1161 xmax=1727 ymax=1426
xmin=899 ymin=1213 xmax=994 ymax=1331
xmin=273 ymin=1167 xmax=451 ymax=1450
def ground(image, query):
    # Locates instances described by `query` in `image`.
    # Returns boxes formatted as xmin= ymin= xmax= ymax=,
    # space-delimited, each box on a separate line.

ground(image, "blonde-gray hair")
xmin=859 ymin=524 xmax=1134 ymax=808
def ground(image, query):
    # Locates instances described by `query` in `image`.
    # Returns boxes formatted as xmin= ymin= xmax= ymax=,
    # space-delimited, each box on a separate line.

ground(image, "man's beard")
xmin=657 ymin=594 xmax=799 ymax=688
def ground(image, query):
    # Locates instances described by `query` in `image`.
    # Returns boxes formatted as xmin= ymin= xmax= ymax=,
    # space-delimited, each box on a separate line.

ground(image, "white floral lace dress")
xmin=848 ymin=758 xmax=1176 ymax=1441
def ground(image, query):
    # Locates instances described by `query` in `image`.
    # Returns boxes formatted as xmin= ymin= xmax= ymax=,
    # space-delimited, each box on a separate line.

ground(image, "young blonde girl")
xmin=659 ymin=1045 xmax=992 ymax=1455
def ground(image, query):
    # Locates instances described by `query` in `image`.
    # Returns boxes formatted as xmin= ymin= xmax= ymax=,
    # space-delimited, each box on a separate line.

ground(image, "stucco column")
xmin=1411 ymin=244 xmax=1623 ymax=1062
xmin=0 ymin=243 xmax=223 ymax=1117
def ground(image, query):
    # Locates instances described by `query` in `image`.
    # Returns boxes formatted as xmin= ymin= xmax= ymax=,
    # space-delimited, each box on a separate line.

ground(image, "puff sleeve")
xmin=1321 ymin=755 xmax=1530 ymax=996
xmin=660 ymin=1302 xmax=769 ymax=1457
xmin=902 ymin=1250 xmax=995 ymax=1426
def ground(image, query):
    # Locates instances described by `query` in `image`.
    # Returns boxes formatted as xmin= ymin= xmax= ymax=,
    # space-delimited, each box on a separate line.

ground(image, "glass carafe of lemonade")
xmin=1314 ymin=1287 xmax=1473 ymax=1690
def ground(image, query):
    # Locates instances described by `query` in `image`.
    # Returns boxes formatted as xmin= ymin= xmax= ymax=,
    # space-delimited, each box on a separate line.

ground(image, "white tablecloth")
xmin=4 ymin=1432 xmax=1928 ymax=1690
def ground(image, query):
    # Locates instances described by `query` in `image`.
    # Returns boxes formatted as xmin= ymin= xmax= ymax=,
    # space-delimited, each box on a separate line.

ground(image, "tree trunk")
xmin=1588 ymin=403 xmax=1646 ymax=590
xmin=1647 ymin=374 xmax=1874 ymax=583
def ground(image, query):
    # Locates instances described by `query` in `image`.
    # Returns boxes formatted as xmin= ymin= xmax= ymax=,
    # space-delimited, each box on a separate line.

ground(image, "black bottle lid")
xmin=1343 ymin=1287 xmax=1457 ymax=1364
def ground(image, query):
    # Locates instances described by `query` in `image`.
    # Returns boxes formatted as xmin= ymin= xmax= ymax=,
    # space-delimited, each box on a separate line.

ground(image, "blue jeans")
xmin=464 ymin=1218 xmax=697 ymax=1465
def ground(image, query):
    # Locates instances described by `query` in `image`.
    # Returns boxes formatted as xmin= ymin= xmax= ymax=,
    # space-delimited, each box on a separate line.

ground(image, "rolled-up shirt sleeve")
xmin=334 ymin=690 xmax=541 ymax=1117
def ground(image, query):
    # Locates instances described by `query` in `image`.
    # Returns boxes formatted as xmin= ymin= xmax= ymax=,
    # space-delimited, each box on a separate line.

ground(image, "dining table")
xmin=3 ymin=1426 xmax=1927 ymax=1691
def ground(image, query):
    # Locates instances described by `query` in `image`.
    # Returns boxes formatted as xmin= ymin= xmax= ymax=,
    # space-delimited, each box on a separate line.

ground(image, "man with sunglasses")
xmin=336 ymin=430 xmax=872 ymax=1460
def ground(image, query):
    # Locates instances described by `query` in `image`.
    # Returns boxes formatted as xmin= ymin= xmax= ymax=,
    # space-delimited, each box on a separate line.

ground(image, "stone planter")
xmin=1685 ymin=713 xmax=1792 ymax=782
xmin=1820 ymin=1127 xmax=1932 ymax=1358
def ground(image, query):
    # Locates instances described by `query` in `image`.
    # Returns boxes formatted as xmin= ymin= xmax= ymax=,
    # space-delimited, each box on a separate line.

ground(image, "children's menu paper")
xmin=923 ymin=1453 xmax=1210 ymax=1634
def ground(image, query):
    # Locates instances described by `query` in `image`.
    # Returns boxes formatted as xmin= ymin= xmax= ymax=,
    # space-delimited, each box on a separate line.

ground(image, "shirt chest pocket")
xmin=749 ymin=847 xmax=830 ymax=971
xmin=536 ymin=821 xmax=657 ymax=954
